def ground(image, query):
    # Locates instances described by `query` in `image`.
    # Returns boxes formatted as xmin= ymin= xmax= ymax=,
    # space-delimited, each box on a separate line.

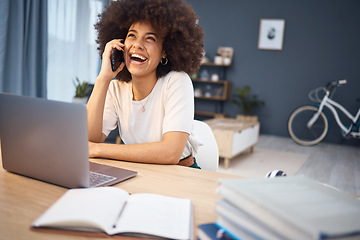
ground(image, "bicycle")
xmin=288 ymin=80 xmax=360 ymax=146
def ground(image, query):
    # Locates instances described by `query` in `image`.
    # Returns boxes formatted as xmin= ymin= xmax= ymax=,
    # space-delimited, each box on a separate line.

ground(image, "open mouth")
xmin=130 ymin=53 xmax=147 ymax=63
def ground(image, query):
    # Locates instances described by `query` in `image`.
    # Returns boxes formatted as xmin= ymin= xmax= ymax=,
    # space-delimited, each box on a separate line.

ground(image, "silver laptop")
xmin=0 ymin=93 xmax=137 ymax=188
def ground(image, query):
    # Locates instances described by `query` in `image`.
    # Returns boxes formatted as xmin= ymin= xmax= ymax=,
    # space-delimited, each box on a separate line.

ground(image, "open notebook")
xmin=0 ymin=93 xmax=136 ymax=188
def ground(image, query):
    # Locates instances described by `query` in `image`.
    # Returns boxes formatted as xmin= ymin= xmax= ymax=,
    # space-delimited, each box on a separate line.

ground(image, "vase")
xmin=214 ymin=56 xmax=223 ymax=65
xmin=72 ymin=97 xmax=87 ymax=104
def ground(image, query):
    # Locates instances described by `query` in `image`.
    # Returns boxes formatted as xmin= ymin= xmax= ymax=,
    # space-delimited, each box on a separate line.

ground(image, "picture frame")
xmin=216 ymin=47 xmax=234 ymax=65
xmin=258 ymin=19 xmax=285 ymax=50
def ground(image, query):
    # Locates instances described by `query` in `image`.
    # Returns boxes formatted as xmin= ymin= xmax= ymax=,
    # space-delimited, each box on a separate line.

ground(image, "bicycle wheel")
xmin=288 ymin=105 xmax=328 ymax=146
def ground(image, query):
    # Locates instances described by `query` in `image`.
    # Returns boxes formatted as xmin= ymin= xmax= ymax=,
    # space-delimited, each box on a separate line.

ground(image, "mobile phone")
xmin=111 ymin=48 xmax=124 ymax=72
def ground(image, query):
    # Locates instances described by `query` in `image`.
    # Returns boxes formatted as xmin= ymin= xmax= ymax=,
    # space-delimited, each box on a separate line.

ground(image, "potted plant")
xmin=231 ymin=85 xmax=265 ymax=122
xmin=72 ymin=77 xmax=90 ymax=104
xmin=214 ymin=53 xmax=223 ymax=65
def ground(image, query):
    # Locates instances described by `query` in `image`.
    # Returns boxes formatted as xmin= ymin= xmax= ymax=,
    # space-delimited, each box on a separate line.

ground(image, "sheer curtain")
xmin=47 ymin=0 xmax=105 ymax=102
xmin=0 ymin=0 xmax=47 ymax=97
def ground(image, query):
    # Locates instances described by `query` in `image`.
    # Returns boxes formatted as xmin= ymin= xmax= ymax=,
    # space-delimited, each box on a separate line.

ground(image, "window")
xmin=47 ymin=0 xmax=105 ymax=102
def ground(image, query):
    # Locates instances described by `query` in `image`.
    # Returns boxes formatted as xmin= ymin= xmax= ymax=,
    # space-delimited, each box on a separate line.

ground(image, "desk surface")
xmin=0 ymin=146 xmax=242 ymax=239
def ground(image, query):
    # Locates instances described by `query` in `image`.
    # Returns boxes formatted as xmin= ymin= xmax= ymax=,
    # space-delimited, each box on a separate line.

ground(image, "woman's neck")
xmin=131 ymin=73 xmax=158 ymax=101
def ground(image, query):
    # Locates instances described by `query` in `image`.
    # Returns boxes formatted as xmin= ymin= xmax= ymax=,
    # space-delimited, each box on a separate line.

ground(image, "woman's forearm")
xmin=86 ymin=77 xmax=111 ymax=142
xmin=88 ymin=132 xmax=189 ymax=164
xmin=87 ymin=40 xmax=125 ymax=143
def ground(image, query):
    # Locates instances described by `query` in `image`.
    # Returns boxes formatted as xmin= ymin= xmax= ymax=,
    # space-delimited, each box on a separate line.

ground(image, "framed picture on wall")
xmin=258 ymin=19 xmax=285 ymax=50
xmin=216 ymin=47 xmax=234 ymax=65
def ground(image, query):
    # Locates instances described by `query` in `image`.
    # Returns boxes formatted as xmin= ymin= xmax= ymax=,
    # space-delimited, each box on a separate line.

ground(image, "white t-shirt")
xmin=102 ymin=71 xmax=202 ymax=159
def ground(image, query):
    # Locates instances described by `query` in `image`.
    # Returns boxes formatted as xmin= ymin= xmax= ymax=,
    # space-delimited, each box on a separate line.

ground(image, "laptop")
xmin=0 ymin=93 xmax=137 ymax=188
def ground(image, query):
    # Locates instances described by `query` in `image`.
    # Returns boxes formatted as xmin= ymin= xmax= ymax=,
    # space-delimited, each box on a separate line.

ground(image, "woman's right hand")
xmin=97 ymin=39 xmax=125 ymax=81
xmin=87 ymin=40 xmax=125 ymax=142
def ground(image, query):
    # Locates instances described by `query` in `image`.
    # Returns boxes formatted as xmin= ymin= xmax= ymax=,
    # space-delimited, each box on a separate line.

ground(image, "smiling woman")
xmin=86 ymin=0 xmax=205 ymax=168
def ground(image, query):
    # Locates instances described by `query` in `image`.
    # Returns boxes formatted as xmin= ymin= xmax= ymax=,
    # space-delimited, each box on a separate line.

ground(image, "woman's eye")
xmin=127 ymin=33 xmax=136 ymax=38
xmin=147 ymin=36 xmax=156 ymax=42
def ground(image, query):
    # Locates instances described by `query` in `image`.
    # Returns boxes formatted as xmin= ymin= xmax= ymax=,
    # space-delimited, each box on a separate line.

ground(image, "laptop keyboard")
xmin=89 ymin=171 xmax=116 ymax=187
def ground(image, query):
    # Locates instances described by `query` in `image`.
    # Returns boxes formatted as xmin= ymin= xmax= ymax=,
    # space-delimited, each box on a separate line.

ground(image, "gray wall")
xmin=187 ymin=0 xmax=360 ymax=146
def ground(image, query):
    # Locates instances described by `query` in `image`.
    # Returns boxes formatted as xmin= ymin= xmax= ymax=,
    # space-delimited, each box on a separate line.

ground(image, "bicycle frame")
xmin=307 ymin=93 xmax=360 ymax=137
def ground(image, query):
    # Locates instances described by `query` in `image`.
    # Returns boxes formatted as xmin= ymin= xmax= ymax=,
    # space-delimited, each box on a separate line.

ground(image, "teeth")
xmin=131 ymin=54 xmax=146 ymax=60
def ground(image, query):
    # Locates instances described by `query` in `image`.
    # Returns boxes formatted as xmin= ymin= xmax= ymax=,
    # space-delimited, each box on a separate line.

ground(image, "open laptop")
xmin=0 ymin=93 xmax=137 ymax=188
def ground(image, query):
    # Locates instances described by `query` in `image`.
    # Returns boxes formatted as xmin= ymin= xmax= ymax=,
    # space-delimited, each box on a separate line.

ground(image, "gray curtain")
xmin=0 ymin=0 xmax=47 ymax=98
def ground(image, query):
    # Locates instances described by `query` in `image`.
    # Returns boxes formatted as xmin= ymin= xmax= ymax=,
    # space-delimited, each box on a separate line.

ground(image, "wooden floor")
xmin=256 ymin=135 xmax=360 ymax=195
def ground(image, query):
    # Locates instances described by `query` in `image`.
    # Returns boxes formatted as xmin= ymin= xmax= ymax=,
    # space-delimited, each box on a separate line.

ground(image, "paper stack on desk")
xmin=199 ymin=176 xmax=360 ymax=240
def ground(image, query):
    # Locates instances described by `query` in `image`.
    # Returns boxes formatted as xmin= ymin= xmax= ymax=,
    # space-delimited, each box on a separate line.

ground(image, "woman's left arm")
xmin=88 ymin=131 xmax=189 ymax=164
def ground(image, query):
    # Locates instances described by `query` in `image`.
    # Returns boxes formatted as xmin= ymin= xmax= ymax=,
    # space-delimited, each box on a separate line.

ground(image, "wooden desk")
xmin=0 ymin=147 xmax=242 ymax=239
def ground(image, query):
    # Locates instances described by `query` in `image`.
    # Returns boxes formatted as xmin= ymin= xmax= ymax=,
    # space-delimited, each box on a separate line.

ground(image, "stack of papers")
xmin=199 ymin=176 xmax=360 ymax=239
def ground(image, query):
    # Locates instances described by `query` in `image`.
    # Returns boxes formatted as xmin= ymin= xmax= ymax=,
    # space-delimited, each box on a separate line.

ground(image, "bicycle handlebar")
xmin=325 ymin=79 xmax=347 ymax=89
xmin=325 ymin=79 xmax=347 ymax=93
xmin=309 ymin=79 xmax=347 ymax=102
xmin=338 ymin=79 xmax=347 ymax=85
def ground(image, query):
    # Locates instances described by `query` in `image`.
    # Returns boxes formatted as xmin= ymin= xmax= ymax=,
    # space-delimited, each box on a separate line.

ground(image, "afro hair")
xmin=95 ymin=0 xmax=204 ymax=82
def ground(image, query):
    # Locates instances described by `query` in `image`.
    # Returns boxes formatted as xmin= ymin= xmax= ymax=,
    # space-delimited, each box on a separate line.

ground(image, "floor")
xmin=253 ymin=135 xmax=360 ymax=195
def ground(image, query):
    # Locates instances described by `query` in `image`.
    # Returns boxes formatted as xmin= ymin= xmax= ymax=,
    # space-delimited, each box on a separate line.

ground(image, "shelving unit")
xmin=192 ymin=79 xmax=231 ymax=101
xmin=192 ymin=62 xmax=231 ymax=118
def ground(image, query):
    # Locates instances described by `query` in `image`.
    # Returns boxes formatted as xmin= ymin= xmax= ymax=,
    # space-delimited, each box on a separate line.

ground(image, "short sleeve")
xmin=162 ymin=72 xmax=194 ymax=134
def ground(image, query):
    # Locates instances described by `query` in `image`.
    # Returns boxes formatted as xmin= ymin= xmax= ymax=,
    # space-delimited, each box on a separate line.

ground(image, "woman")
xmin=87 ymin=0 xmax=204 ymax=168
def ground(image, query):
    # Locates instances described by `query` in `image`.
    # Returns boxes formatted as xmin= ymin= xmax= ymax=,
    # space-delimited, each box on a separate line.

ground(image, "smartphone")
xmin=111 ymin=48 xmax=124 ymax=72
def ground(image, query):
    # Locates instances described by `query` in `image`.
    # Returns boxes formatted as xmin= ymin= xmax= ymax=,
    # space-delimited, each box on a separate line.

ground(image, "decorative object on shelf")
xmin=258 ymin=19 xmax=285 ymax=50
xmin=231 ymin=86 xmax=265 ymax=115
xmin=201 ymin=51 xmax=210 ymax=64
xmin=194 ymin=88 xmax=202 ymax=97
xmin=214 ymin=54 xmax=223 ymax=65
xmin=223 ymin=57 xmax=231 ymax=65
xmin=216 ymin=47 xmax=234 ymax=66
xmin=204 ymin=85 xmax=212 ymax=97
xmin=200 ymin=69 xmax=210 ymax=80
xmin=216 ymin=87 xmax=224 ymax=97
xmin=72 ymin=77 xmax=90 ymax=104
xmin=211 ymin=73 xmax=219 ymax=82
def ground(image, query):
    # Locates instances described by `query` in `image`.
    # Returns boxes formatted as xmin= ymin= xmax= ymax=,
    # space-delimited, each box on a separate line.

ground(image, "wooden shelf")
xmin=192 ymin=79 xmax=228 ymax=84
xmin=195 ymin=96 xmax=227 ymax=101
xmin=201 ymin=62 xmax=231 ymax=67
xmin=195 ymin=110 xmax=226 ymax=118
xmin=193 ymin=62 xmax=232 ymax=118
xmin=192 ymin=79 xmax=231 ymax=101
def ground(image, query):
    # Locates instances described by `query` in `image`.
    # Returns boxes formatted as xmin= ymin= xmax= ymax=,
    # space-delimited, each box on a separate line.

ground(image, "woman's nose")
xmin=132 ymin=40 xmax=144 ymax=50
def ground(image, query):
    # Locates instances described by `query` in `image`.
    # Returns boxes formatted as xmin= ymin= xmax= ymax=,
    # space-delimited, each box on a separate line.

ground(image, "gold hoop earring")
xmin=161 ymin=57 xmax=168 ymax=65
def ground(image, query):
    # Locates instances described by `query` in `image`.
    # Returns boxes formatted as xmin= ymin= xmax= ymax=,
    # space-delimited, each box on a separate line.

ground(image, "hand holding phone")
xmin=111 ymin=48 xmax=124 ymax=72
